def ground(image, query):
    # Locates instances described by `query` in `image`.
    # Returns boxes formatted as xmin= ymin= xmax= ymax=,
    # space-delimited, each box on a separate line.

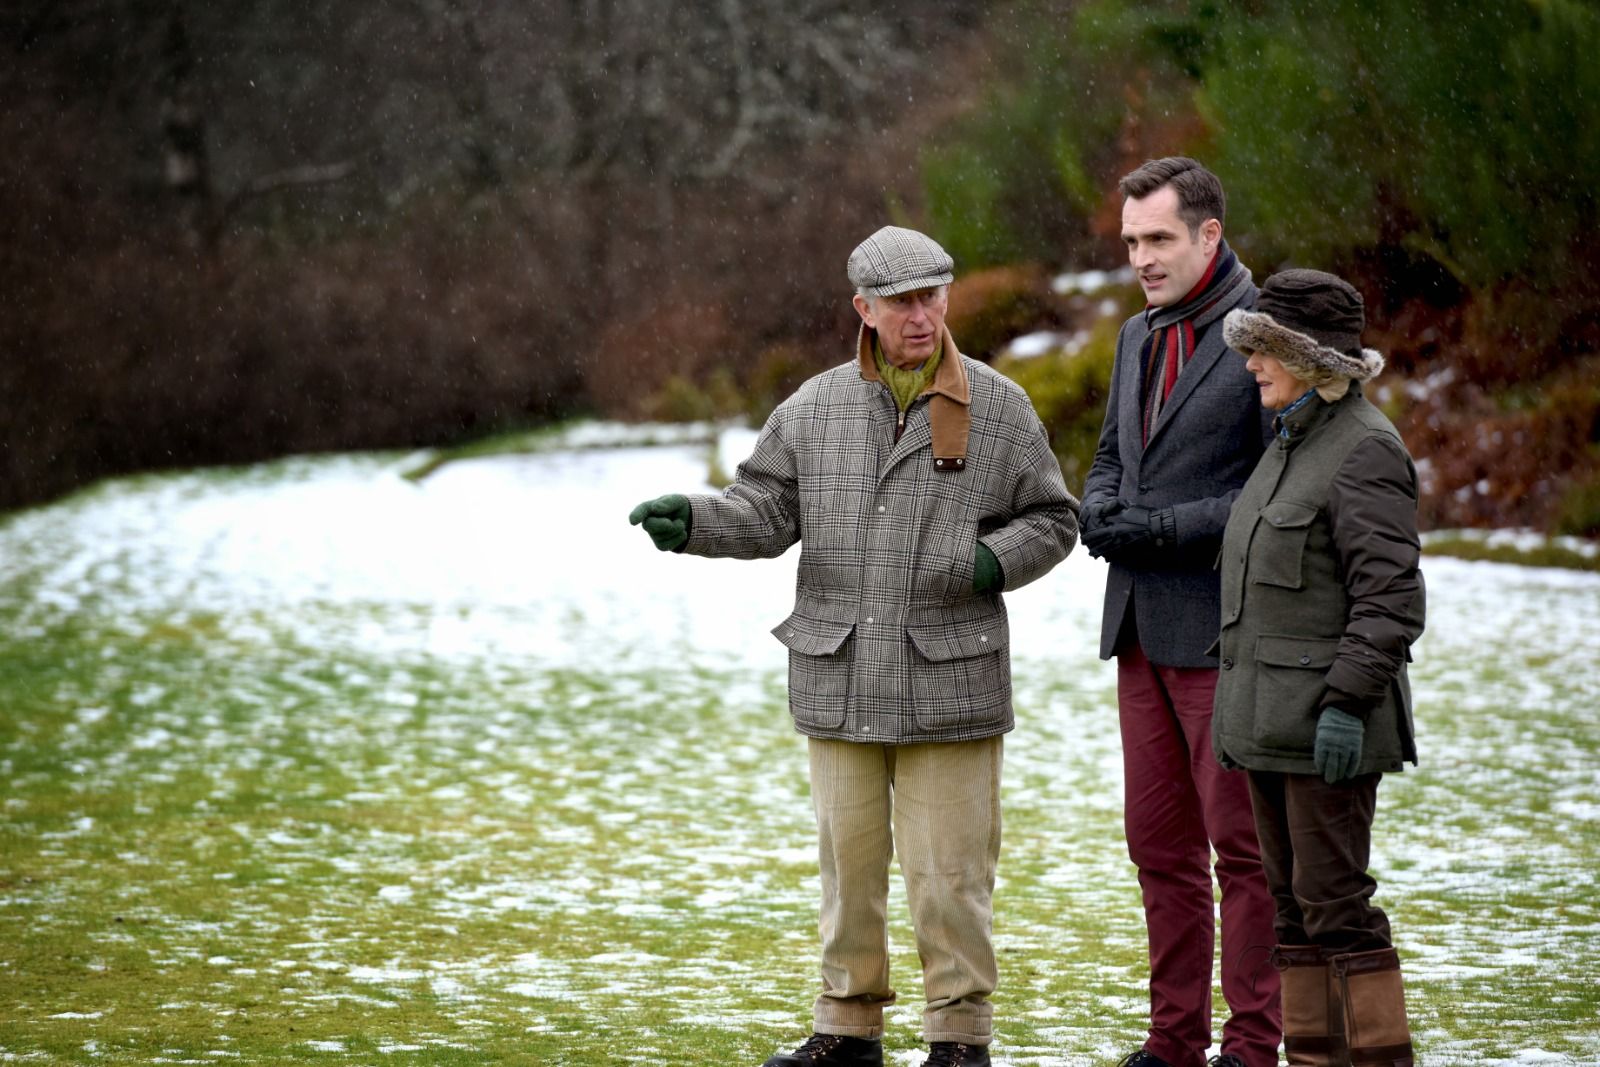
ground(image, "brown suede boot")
xmin=1272 ymin=945 xmax=1347 ymax=1067
xmin=1330 ymin=947 xmax=1415 ymax=1067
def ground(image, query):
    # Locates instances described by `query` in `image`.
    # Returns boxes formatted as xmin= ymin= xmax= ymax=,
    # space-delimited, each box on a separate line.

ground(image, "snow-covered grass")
xmin=1 ymin=425 xmax=1597 ymax=1065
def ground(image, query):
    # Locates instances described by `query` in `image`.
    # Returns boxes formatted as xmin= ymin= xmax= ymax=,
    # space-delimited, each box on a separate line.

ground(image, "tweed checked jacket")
xmin=683 ymin=325 xmax=1078 ymax=744
xmin=1082 ymin=286 xmax=1274 ymax=667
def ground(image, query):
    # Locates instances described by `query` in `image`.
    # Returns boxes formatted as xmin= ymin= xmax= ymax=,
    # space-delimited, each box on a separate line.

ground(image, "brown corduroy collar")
xmin=856 ymin=323 xmax=972 ymax=471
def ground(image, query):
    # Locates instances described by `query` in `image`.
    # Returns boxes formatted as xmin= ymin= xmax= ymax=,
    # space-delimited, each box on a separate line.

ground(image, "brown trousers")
xmin=1246 ymin=770 xmax=1392 ymax=952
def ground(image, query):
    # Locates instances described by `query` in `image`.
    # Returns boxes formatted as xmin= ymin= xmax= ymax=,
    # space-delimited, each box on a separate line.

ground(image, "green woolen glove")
xmin=1313 ymin=707 xmax=1365 ymax=784
xmin=628 ymin=494 xmax=691 ymax=553
xmin=973 ymin=542 xmax=1004 ymax=594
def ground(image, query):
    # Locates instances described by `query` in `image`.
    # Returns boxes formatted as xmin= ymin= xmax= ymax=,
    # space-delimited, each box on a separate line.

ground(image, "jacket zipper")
xmin=895 ymin=408 xmax=906 ymax=443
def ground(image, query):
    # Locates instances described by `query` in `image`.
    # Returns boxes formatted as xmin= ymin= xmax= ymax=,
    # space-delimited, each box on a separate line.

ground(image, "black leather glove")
xmin=1078 ymin=498 xmax=1125 ymax=559
xmin=1084 ymin=504 xmax=1177 ymax=559
xmin=628 ymin=494 xmax=692 ymax=552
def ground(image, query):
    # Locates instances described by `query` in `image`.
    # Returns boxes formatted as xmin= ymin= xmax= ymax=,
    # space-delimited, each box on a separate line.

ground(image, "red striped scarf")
xmin=1140 ymin=242 xmax=1252 ymax=444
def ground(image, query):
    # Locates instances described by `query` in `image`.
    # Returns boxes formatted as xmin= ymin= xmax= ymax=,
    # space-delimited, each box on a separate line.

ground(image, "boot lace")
xmin=925 ymin=1043 xmax=978 ymax=1066
xmin=793 ymin=1033 xmax=845 ymax=1061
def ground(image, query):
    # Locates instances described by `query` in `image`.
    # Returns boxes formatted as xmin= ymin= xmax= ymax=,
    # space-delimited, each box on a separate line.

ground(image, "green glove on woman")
xmin=628 ymin=494 xmax=691 ymax=552
xmin=1313 ymin=707 xmax=1365 ymax=784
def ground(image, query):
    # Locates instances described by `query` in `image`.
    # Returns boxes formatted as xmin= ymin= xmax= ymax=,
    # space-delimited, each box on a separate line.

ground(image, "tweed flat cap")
xmin=847 ymin=225 xmax=955 ymax=297
xmin=1224 ymin=269 xmax=1385 ymax=385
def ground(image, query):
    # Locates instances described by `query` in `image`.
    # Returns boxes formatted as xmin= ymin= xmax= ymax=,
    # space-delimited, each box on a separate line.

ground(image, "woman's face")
xmin=1243 ymin=350 xmax=1311 ymax=410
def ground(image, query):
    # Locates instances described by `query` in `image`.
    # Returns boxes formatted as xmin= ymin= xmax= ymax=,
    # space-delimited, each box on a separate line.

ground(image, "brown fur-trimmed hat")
xmin=1223 ymin=269 xmax=1385 ymax=385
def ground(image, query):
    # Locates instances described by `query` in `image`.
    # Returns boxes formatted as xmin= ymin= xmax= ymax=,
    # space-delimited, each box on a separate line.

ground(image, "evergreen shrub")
xmin=992 ymin=313 xmax=1120 ymax=494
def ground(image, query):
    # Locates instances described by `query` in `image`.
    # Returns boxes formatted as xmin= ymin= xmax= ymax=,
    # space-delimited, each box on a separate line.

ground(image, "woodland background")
xmin=5 ymin=0 xmax=1597 ymax=534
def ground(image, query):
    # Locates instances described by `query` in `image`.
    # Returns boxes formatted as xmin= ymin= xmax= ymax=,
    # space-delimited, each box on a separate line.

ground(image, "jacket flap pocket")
xmin=907 ymin=615 xmax=1009 ymax=662
xmin=772 ymin=612 xmax=854 ymax=656
xmin=1261 ymin=500 xmax=1318 ymax=529
xmin=1254 ymin=502 xmax=1318 ymax=531
xmin=1255 ymin=633 xmax=1340 ymax=669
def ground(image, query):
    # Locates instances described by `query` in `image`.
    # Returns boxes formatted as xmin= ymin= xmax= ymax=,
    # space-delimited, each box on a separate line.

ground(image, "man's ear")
xmin=852 ymin=293 xmax=876 ymax=329
xmin=1201 ymin=218 xmax=1223 ymax=253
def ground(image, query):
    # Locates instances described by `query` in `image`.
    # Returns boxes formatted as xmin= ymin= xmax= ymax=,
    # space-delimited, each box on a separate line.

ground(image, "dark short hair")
xmin=1118 ymin=156 xmax=1226 ymax=235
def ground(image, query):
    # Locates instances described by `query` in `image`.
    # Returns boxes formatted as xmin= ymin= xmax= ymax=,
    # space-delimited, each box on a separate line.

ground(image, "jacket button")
xmin=877 ymin=505 xmax=886 ymax=513
xmin=864 ymin=617 xmax=873 ymax=625
xmin=979 ymin=634 xmax=988 ymax=643
xmin=1222 ymin=658 xmax=1234 ymax=670
xmin=1299 ymin=654 xmax=1311 ymax=665
xmin=1139 ymin=483 xmax=1150 ymax=492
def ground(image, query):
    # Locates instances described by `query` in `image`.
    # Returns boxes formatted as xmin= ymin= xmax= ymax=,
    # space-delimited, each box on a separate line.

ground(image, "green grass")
xmin=3 ymin=461 xmax=1599 ymax=1065
xmin=1422 ymin=533 xmax=1600 ymax=572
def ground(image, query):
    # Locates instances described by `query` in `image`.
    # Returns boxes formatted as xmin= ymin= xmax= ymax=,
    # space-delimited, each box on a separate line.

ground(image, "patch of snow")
xmin=1050 ymin=266 xmax=1134 ymax=295
xmin=347 ymin=964 xmax=425 ymax=983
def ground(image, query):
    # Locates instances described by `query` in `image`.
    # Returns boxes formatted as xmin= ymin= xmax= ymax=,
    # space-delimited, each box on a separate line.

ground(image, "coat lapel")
xmin=1119 ymin=316 xmax=1151 ymax=456
xmin=1144 ymin=322 xmax=1230 ymax=451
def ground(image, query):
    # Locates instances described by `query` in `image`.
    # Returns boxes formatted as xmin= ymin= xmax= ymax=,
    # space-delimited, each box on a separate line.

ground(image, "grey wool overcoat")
xmin=683 ymin=325 xmax=1079 ymax=744
xmin=1082 ymin=290 xmax=1273 ymax=667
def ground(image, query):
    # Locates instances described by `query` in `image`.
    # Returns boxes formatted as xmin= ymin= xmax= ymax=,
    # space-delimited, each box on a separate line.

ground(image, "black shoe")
xmin=925 ymin=1041 xmax=991 ymax=1066
xmin=762 ymin=1033 xmax=884 ymax=1067
xmin=1207 ymin=1057 xmax=1248 ymax=1067
xmin=1117 ymin=1053 xmax=1173 ymax=1067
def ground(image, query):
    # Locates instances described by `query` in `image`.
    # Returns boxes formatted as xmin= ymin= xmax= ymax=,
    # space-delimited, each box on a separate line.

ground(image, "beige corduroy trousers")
xmin=807 ymin=735 xmax=1003 ymax=1046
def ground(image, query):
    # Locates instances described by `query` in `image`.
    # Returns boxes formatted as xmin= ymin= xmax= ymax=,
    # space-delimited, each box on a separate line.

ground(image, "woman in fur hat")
xmin=1211 ymin=269 xmax=1424 ymax=1067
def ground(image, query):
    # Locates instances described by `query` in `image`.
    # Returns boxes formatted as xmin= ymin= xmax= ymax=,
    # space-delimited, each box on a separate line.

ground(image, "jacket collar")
xmin=857 ymin=323 xmax=972 ymax=466
xmin=1274 ymin=381 xmax=1359 ymax=447
xmin=856 ymin=323 xmax=970 ymax=402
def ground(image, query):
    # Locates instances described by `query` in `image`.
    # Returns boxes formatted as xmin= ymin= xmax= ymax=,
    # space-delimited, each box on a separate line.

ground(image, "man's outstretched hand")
xmin=628 ymin=494 xmax=692 ymax=552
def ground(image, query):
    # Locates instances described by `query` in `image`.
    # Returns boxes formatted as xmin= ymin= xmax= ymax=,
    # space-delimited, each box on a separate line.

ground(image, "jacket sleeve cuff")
xmin=1319 ymin=684 xmax=1378 ymax=719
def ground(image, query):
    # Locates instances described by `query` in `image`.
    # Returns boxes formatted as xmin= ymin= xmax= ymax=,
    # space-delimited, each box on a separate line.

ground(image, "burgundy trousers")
xmin=1118 ymin=643 xmax=1282 ymax=1067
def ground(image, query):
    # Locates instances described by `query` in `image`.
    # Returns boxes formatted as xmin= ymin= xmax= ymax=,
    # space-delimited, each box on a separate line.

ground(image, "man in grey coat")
xmin=1078 ymin=157 xmax=1281 ymax=1067
xmin=629 ymin=225 xmax=1078 ymax=1067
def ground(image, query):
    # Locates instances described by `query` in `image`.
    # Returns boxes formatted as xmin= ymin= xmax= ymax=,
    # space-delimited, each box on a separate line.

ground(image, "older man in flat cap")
xmin=630 ymin=225 xmax=1078 ymax=1067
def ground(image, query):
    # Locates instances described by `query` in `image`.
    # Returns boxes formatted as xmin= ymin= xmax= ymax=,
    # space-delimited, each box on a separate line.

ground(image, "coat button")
xmin=864 ymin=617 xmax=873 ymax=625
xmin=1222 ymin=658 xmax=1234 ymax=670
xmin=1299 ymin=654 xmax=1311 ymax=665
xmin=979 ymin=634 xmax=988 ymax=643
xmin=1139 ymin=483 xmax=1150 ymax=492
xmin=877 ymin=505 xmax=886 ymax=513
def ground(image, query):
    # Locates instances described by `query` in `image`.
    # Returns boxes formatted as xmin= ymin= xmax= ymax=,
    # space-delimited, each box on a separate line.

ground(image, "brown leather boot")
xmin=1330 ymin=947 xmax=1415 ymax=1067
xmin=1272 ymin=944 xmax=1347 ymax=1067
